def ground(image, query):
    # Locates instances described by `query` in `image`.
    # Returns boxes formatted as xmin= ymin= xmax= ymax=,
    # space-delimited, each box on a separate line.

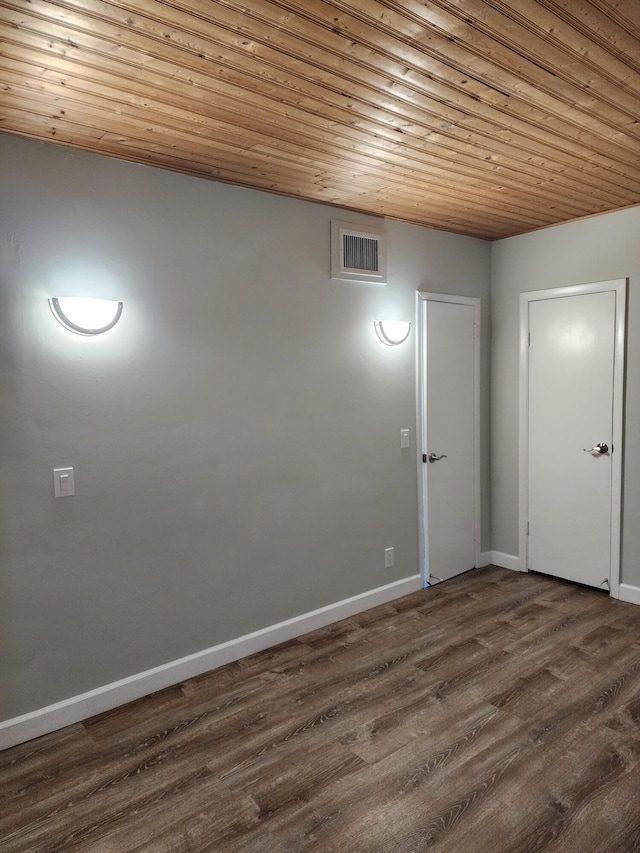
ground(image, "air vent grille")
xmin=343 ymin=234 xmax=379 ymax=273
xmin=331 ymin=220 xmax=387 ymax=284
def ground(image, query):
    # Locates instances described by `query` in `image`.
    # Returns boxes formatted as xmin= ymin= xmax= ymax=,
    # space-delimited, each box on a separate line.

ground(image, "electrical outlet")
xmin=385 ymin=547 xmax=395 ymax=569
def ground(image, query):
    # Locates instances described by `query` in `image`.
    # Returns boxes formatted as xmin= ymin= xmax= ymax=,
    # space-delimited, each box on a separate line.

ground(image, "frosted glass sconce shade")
xmin=374 ymin=319 xmax=412 ymax=346
xmin=49 ymin=297 xmax=123 ymax=335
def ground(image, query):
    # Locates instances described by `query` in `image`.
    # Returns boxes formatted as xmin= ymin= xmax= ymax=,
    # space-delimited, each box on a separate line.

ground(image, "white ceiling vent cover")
xmin=331 ymin=220 xmax=387 ymax=284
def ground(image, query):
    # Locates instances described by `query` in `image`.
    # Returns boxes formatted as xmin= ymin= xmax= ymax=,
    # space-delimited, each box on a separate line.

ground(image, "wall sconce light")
xmin=374 ymin=319 xmax=412 ymax=346
xmin=49 ymin=297 xmax=123 ymax=335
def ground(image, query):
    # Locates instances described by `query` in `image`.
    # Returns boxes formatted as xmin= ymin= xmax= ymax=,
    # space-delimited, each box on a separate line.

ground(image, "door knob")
xmin=428 ymin=452 xmax=448 ymax=463
xmin=583 ymin=442 xmax=608 ymax=454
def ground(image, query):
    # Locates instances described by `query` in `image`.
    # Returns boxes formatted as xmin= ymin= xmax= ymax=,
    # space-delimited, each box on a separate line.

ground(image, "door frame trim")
xmin=417 ymin=292 xmax=481 ymax=587
xmin=518 ymin=279 xmax=627 ymax=597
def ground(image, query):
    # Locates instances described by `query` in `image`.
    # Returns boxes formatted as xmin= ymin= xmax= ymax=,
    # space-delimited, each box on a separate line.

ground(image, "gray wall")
xmin=0 ymin=134 xmax=491 ymax=721
xmin=491 ymin=208 xmax=640 ymax=583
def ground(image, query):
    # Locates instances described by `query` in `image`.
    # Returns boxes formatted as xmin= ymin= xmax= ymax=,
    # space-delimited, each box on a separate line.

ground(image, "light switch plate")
xmin=400 ymin=429 xmax=410 ymax=449
xmin=54 ymin=467 xmax=75 ymax=498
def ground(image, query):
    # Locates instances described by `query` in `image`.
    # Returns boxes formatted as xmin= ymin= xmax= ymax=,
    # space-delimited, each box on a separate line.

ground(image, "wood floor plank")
xmin=425 ymin=725 xmax=635 ymax=852
xmin=2 ymin=567 xmax=640 ymax=852
xmin=268 ymin=704 xmax=529 ymax=851
xmin=0 ymin=722 xmax=97 ymax=790
xmin=553 ymin=758 xmax=640 ymax=853
xmin=78 ymin=771 xmax=259 ymax=853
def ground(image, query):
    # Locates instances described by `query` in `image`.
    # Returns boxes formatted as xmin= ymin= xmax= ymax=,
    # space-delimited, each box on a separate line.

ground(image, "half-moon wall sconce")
xmin=374 ymin=319 xmax=412 ymax=346
xmin=49 ymin=297 xmax=123 ymax=335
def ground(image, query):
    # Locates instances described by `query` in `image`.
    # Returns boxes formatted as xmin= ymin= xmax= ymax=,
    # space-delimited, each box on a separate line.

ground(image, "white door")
xmin=420 ymin=295 xmax=479 ymax=585
xmin=523 ymin=282 xmax=625 ymax=591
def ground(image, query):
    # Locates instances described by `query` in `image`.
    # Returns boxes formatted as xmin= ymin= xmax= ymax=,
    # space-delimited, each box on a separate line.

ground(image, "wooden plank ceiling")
xmin=1 ymin=0 xmax=640 ymax=239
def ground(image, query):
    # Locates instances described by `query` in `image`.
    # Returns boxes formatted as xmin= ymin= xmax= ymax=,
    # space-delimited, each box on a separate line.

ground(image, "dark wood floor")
xmin=3 ymin=566 xmax=640 ymax=852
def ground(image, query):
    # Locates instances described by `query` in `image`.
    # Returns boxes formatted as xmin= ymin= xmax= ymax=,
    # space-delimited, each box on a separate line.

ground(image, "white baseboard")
xmin=0 ymin=574 xmax=422 ymax=752
xmin=618 ymin=583 xmax=640 ymax=606
xmin=481 ymin=550 xmax=521 ymax=572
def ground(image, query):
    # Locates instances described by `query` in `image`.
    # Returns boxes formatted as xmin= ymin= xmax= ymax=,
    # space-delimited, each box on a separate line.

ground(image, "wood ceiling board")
xmin=6 ymin=64 xmax=607 ymax=226
xmin=8 ymin=0 xmax=640 ymax=171
xmin=1 ymin=0 xmax=640 ymax=239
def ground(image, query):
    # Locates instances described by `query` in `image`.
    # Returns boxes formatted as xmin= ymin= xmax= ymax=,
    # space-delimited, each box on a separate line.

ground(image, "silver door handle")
xmin=428 ymin=452 xmax=448 ymax=463
xmin=583 ymin=442 xmax=608 ymax=454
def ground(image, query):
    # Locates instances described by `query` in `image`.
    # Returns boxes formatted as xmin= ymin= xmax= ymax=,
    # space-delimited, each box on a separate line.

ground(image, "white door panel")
xmin=424 ymin=299 xmax=476 ymax=584
xmin=527 ymin=290 xmax=616 ymax=588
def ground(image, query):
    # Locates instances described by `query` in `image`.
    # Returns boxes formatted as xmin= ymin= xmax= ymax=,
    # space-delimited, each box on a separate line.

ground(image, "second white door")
xmin=525 ymin=284 xmax=624 ymax=590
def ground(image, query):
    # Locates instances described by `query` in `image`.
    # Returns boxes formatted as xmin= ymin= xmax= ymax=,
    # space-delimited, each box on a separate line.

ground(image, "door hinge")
xmin=528 ymin=332 xmax=531 ymax=347
xmin=527 ymin=521 xmax=530 ymax=536
xmin=422 ymin=453 xmax=427 ymax=463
